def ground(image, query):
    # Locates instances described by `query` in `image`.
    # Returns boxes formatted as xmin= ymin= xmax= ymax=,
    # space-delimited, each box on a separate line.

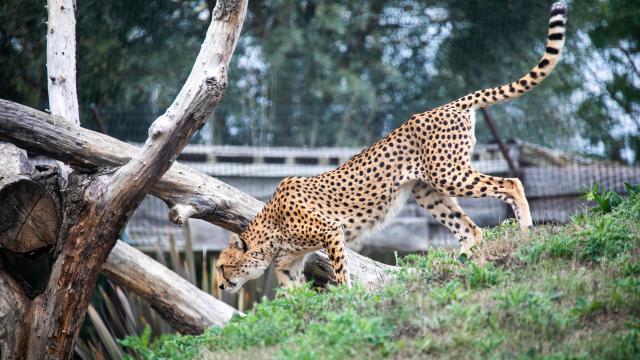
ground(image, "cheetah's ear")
xmin=229 ymin=234 xmax=248 ymax=252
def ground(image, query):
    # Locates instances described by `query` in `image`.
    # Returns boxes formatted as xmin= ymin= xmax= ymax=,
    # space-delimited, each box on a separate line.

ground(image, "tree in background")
xmin=0 ymin=0 xmax=208 ymax=142
xmin=0 ymin=0 xmax=49 ymax=107
xmin=571 ymin=0 xmax=640 ymax=162
xmin=1 ymin=0 xmax=638 ymax=162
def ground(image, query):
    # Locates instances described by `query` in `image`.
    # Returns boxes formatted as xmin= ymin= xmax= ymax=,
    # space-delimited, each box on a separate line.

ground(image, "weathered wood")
xmin=0 ymin=160 xmax=241 ymax=336
xmin=0 ymin=142 xmax=33 ymax=185
xmin=305 ymin=249 xmax=396 ymax=290
xmin=21 ymin=1 xmax=249 ymax=358
xmin=46 ymin=0 xmax=79 ymax=125
xmin=0 ymin=179 xmax=59 ymax=253
xmin=47 ymin=0 xmax=80 ymax=181
xmin=103 ymin=241 xmax=240 ymax=333
xmin=0 ymin=99 xmax=260 ymax=234
xmin=0 ymin=143 xmax=60 ymax=253
xmin=518 ymin=141 xmax=613 ymax=167
xmin=0 ymin=268 xmax=29 ymax=358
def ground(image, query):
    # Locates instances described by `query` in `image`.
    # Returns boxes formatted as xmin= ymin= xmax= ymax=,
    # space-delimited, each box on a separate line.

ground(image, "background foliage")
xmin=1 ymin=0 xmax=638 ymax=160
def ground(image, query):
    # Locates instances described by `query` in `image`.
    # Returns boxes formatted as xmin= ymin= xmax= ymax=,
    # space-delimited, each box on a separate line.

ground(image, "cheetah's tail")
xmin=452 ymin=2 xmax=567 ymax=111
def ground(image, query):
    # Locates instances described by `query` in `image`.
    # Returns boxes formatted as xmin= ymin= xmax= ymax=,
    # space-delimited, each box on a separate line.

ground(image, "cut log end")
xmin=0 ymin=179 xmax=60 ymax=253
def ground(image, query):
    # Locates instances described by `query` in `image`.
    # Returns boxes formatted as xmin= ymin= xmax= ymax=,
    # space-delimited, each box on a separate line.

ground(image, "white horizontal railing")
xmin=30 ymin=143 xmax=513 ymax=177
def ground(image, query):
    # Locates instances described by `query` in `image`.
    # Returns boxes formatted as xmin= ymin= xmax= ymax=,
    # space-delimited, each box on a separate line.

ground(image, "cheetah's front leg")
xmin=323 ymin=230 xmax=351 ymax=287
xmin=275 ymin=255 xmax=306 ymax=288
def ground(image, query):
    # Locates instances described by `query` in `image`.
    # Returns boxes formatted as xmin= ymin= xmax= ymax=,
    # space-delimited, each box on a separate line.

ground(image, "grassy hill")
xmin=122 ymin=186 xmax=640 ymax=359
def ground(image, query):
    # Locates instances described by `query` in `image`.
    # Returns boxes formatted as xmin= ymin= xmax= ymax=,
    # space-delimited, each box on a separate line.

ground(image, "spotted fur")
xmin=216 ymin=3 xmax=567 ymax=292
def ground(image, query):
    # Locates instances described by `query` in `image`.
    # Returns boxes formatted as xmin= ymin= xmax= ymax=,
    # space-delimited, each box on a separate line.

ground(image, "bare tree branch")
xmin=0 ymin=99 xmax=260 ymax=234
xmin=46 ymin=0 xmax=79 ymax=125
xmin=46 ymin=0 xmax=80 ymax=181
xmin=22 ymin=1 xmax=248 ymax=358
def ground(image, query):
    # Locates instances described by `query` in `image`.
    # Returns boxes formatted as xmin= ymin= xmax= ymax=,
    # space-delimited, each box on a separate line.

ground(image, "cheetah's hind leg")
xmin=412 ymin=181 xmax=483 ymax=257
xmin=430 ymin=169 xmax=533 ymax=231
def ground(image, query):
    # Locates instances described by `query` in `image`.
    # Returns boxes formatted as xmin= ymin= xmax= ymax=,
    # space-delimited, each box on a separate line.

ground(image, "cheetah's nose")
xmin=219 ymin=284 xmax=224 ymax=290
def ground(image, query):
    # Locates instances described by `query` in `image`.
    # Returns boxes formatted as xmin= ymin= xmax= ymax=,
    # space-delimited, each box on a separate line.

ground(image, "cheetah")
xmin=216 ymin=2 xmax=567 ymax=292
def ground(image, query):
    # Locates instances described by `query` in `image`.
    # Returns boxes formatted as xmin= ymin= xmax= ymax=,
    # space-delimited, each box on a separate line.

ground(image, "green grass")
xmin=122 ymin=189 xmax=640 ymax=359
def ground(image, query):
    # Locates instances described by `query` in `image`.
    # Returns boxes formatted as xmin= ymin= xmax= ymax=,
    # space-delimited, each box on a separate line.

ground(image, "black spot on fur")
xmin=545 ymin=46 xmax=559 ymax=54
xmin=548 ymin=33 xmax=564 ymax=40
xmin=538 ymin=59 xmax=550 ymax=68
xmin=549 ymin=20 xmax=565 ymax=28
xmin=550 ymin=7 xmax=566 ymax=17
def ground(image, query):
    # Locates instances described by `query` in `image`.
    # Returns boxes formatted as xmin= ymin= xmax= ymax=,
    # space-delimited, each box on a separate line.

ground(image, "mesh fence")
xmin=14 ymin=0 xmax=640 ymax=255
xmin=3 ymin=0 xmax=640 ymax=346
xmin=90 ymin=141 xmax=639 ymax=255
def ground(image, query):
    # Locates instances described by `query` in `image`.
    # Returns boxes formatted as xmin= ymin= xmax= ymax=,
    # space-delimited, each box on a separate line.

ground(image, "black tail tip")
xmin=550 ymin=2 xmax=567 ymax=16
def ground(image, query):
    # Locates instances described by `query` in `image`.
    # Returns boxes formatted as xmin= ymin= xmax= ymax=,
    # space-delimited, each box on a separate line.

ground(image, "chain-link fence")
xmin=82 ymin=140 xmax=637 ymax=258
xmin=15 ymin=0 xmax=637 ymax=261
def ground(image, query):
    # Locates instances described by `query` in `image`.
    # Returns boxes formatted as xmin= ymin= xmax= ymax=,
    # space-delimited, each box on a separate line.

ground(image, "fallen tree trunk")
xmin=0 ymin=99 xmax=258 ymax=233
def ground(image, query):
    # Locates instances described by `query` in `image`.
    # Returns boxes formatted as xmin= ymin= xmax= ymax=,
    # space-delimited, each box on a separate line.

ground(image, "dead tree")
xmin=0 ymin=0 xmax=398 ymax=358
xmin=0 ymin=0 xmax=248 ymax=358
xmin=46 ymin=0 xmax=80 ymax=181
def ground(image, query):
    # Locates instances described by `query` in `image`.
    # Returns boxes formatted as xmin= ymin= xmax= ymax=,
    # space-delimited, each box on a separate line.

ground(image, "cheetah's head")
xmin=216 ymin=233 xmax=271 ymax=293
